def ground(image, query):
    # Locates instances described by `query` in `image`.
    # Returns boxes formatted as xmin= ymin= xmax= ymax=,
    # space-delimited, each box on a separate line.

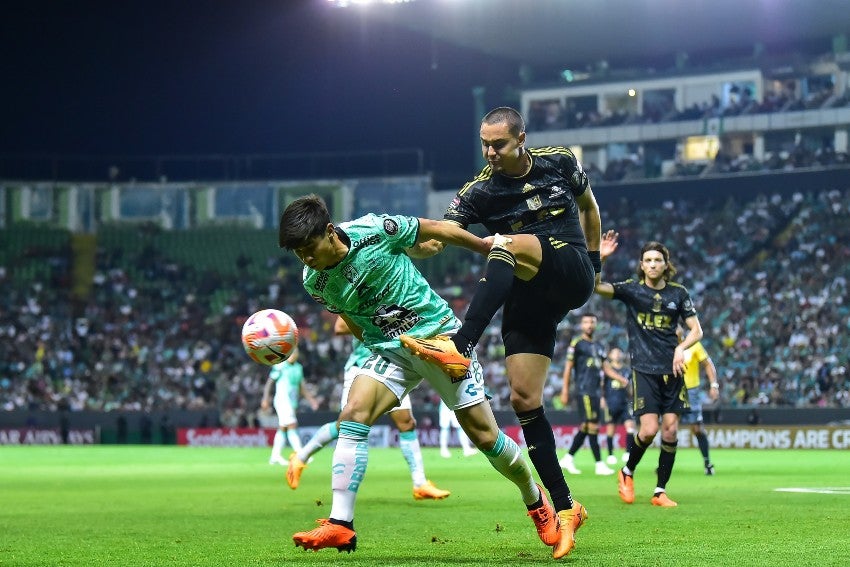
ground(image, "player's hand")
xmin=709 ymin=384 xmax=720 ymax=401
xmin=260 ymin=399 xmax=270 ymax=412
xmin=600 ymin=230 xmax=619 ymax=260
xmin=672 ymin=346 xmax=685 ymax=377
xmin=560 ymin=391 xmax=569 ymax=406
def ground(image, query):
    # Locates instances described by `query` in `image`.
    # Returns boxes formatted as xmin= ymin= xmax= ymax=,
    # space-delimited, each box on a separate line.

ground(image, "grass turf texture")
xmin=2 ymin=446 xmax=848 ymax=566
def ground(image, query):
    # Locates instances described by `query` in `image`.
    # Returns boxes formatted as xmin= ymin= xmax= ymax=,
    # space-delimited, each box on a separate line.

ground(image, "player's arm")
xmin=334 ymin=315 xmax=352 ymax=336
xmin=576 ymin=186 xmax=602 ymax=270
xmin=338 ymin=313 xmax=364 ymax=341
xmin=260 ymin=376 xmax=274 ymax=411
xmin=702 ymin=354 xmax=720 ymax=399
xmin=416 ymin=218 xmax=489 ymax=256
xmin=594 ymin=229 xmax=619 ymax=298
xmin=405 ymin=238 xmax=446 ymax=259
xmin=673 ymin=315 xmax=703 ymax=377
xmin=560 ymin=360 xmax=574 ymax=406
xmin=603 ymin=360 xmax=629 ymax=386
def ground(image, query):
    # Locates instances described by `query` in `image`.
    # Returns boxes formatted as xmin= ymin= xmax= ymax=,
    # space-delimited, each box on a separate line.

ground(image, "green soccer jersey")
xmin=345 ymin=338 xmax=372 ymax=371
xmin=303 ymin=214 xmax=459 ymax=351
xmin=269 ymin=360 xmax=304 ymax=407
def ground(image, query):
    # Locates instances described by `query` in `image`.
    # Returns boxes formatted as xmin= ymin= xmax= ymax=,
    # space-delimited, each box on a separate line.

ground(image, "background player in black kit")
xmin=559 ymin=313 xmax=615 ymax=476
xmin=402 ymin=106 xmax=600 ymax=559
xmin=594 ymin=230 xmax=703 ymax=507
xmin=600 ymin=347 xmax=636 ymax=465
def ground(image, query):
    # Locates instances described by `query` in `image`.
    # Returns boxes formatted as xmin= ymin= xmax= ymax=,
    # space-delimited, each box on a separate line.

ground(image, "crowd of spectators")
xmin=1 ymin=187 xmax=849 ymax=425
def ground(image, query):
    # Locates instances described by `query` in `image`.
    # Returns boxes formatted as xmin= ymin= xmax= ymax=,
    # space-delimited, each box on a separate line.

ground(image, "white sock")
xmin=482 ymin=431 xmax=537 ymax=505
xmin=439 ymin=428 xmax=450 ymax=452
xmin=399 ymin=430 xmax=426 ymax=487
xmin=271 ymin=429 xmax=285 ymax=460
xmin=297 ymin=421 xmax=338 ymax=462
xmin=286 ymin=429 xmax=303 ymax=453
xmin=330 ymin=421 xmax=371 ymax=523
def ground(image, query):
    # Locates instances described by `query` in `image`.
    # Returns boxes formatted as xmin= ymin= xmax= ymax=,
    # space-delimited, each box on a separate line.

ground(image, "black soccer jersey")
xmin=604 ymin=364 xmax=631 ymax=406
xmin=444 ymin=147 xmax=589 ymax=248
xmin=612 ymin=279 xmax=697 ymax=374
xmin=566 ymin=337 xmax=604 ymax=396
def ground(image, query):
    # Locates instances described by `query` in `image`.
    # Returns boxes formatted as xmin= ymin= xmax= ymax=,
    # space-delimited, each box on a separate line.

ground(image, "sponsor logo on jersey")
xmin=353 ymin=234 xmax=381 ymax=249
xmin=314 ymin=272 xmax=329 ymax=291
xmin=343 ymin=263 xmax=360 ymax=284
xmin=372 ymin=304 xmax=421 ymax=338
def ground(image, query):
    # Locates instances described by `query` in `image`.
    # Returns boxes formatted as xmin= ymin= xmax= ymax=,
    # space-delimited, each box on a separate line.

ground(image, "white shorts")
xmin=342 ymin=365 xmax=413 ymax=412
xmin=273 ymin=394 xmax=297 ymax=428
xmin=348 ymin=347 xmax=486 ymax=412
xmin=439 ymin=401 xmax=461 ymax=429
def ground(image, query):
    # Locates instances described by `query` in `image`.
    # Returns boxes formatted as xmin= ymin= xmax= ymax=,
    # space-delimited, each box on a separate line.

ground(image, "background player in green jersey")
xmin=595 ymin=230 xmax=704 ymax=507
xmin=286 ymin=316 xmax=451 ymax=500
xmin=279 ymin=195 xmax=584 ymax=558
xmin=260 ymin=348 xmax=318 ymax=466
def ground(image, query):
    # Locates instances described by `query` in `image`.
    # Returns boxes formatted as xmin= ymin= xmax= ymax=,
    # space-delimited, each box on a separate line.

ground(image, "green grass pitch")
xmin=2 ymin=445 xmax=848 ymax=566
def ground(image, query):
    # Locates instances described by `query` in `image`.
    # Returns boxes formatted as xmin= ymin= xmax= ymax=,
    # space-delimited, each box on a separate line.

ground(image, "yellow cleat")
xmin=399 ymin=335 xmax=470 ymax=380
xmin=413 ymin=480 xmax=451 ymax=500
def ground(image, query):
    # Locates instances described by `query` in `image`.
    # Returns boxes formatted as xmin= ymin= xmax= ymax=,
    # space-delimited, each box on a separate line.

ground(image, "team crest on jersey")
xmin=652 ymin=293 xmax=663 ymax=312
xmin=383 ymin=219 xmax=399 ymax=235
xmin=526 ymin=195 xmax=542 ymax=211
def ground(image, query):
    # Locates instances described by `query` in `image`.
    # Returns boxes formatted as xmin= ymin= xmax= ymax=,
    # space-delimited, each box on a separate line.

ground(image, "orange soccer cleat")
xmin=399 ymin=335 xmax=470 ymax=380
xmin=527 ymin=484 xmax=560 ymax=547
xmin=286 ymin=453 xmax=307 ymax=490
xmin=650 ymin=492 xmax=678 ymax=507
xmin=553 ymin=501 xmax=588 ymax=559
xmin=293 ymin=519 xmax=357 ymax=553
xmin=617 ymin=469 xmax=635 ymax=504
xmin=413 ymin=480 xmax=451 ymax=500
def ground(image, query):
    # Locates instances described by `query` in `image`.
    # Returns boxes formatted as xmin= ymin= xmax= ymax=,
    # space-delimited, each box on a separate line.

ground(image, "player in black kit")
xmin=594 ymin=230 xmax=704 ymax=507
xmin=559 ymin=313 xmax=615 ymax=476
xmin=402 ymin=106 xmax=600 ymax=559
xmin=600 ymin=347 xmax=635 ymax=465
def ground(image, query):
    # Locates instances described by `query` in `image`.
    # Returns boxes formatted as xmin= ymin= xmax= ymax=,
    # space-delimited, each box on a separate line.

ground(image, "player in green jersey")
xmin=279 ymin=195 xmax=576 ymax=556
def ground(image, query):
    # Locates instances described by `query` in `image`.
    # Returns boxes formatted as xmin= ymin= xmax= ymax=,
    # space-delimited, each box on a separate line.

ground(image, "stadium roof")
xmin=370 ymin=0 xmax=849 ymax=68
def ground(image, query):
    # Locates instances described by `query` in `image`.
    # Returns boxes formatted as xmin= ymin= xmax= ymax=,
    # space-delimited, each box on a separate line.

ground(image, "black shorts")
xmin=603 ymin=395 xmax=633 ymax=424
xmin=632 ymin=370 xmax=689 ymax=417
xmin=502 ymin=236 xmax=595 ymax=358
xmin=576 ymin=394 xmax=600 ymax=423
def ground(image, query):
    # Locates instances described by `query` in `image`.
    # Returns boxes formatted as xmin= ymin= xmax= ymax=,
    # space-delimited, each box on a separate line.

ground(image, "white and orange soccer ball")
xmin=241 ymin=309 xmax=299 ymax=366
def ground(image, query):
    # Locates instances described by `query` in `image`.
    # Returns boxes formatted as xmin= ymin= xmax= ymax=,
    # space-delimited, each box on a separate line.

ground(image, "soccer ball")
xmin=241 ymin=309 xmax=299 ymax=365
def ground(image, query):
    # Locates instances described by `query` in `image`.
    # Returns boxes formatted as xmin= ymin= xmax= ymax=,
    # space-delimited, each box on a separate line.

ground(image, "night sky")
xmin=1 ymin=1 xmax=521 ymax=187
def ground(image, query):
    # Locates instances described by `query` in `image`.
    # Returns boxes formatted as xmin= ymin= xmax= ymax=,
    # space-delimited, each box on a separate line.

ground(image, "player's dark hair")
xmin=637 ymin=241 xmax=677 ymax=281
xmin=582 ymin=312 xmax=598 ymax=320
xmin=482 ymin=106 xmax=525 ymax=137
xmin=278 ymin=194 xmax=330 ymax=250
